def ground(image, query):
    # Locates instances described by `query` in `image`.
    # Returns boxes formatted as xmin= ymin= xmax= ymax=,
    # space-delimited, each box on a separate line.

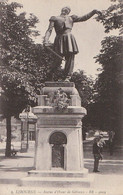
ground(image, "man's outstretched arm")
xmin=72 ymin=10 xmax=102 ymax=23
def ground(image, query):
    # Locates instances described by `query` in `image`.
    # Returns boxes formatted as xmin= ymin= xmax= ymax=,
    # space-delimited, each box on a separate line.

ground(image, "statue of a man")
xmin=44 ymin=6 xmax=101 ymax=81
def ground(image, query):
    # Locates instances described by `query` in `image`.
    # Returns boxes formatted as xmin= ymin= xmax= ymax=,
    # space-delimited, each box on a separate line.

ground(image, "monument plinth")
xmin=20 ymin=82 xmax=93 ymax=187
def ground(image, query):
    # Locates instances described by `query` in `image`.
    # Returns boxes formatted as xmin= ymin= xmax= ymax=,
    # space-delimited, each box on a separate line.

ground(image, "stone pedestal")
xmin=20 ymin=82 xmax=93 ymax=187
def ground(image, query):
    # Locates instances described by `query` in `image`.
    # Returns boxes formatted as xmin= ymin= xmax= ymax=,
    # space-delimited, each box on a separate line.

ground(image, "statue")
xmin=44 ymin=6 xmax=102 ymax=81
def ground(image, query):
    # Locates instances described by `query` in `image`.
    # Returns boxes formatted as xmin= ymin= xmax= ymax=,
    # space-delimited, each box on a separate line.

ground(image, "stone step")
xmin=28 ymin=169 xmax=88 ymax=178
xmin=20 ymin=175 xmax=94 ymax=188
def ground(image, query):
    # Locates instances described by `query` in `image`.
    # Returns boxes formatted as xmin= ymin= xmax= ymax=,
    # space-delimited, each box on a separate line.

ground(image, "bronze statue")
xmin=44 ymin=6 xmax=102 ymax=81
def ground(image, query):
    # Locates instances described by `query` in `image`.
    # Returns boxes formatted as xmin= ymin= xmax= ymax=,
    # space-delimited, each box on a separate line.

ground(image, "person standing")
xmin=44 ymin=6 xmax=102 ymax=81
xmin=93 ymin=137 xmax=103 ymax=172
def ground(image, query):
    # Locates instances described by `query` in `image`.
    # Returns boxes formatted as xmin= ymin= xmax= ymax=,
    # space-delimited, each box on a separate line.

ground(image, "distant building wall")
xmin=0 ymin=117 xmax=21 ymax=142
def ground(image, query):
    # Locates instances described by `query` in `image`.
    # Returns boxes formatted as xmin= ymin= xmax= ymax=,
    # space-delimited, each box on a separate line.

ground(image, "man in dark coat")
xmin=93 ymin=137 xmax=103 ymax=172
xmin=44 ymin=6 xmax=102 ymax=81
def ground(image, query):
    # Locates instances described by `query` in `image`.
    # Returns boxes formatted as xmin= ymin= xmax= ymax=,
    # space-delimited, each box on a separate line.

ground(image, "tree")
xmin=0 ymin=1 xmax=63 ymax=156
xmin=96 ymin=0 xmax=123 ymax=35
xmin=0 ymin=1 xmax=40 ymax=156
xmin=91 ymin=0 xmax=123 ymax=143
xmin=83 ymin=0 xmax=123 ymax=143
xmin=71 ymin=70 xmax=94 ymax=108
xmin=94 ymin=36 xmax=123 ymax=143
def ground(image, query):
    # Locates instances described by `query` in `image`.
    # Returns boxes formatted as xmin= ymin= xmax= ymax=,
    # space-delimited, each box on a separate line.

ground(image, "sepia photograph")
xmin=0 ymin=0 xmax=123 ymax=195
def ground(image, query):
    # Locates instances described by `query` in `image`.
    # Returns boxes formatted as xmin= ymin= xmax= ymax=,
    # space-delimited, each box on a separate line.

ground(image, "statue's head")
xmin=61 ymin=6 xmax=71 ymax=15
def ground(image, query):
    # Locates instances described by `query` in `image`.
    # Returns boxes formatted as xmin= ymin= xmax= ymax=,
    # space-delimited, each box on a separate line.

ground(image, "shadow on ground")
xmin=0 ymin=166 xmax=33 ymax=172
xmin=0 ymin=155 xmax=33 ymax=161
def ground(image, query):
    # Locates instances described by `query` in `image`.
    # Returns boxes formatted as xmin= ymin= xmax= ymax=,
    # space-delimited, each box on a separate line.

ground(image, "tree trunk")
xmin=5 ymin=116 xmax=12 ymax=157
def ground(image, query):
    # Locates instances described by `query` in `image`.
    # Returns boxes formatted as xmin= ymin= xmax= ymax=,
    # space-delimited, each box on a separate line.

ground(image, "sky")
xmin=8 ymin=0 xmax=118 ymax=79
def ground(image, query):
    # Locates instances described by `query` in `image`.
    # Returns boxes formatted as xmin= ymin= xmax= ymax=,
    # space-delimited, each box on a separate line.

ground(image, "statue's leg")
xmin=64 ymin=53 xmax=75 ymax=80
xmin=51 ymin=57 xmax=62 ymax=81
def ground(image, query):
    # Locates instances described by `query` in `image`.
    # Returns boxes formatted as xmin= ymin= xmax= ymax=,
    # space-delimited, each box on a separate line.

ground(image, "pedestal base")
xmin=20 ymin=82 xmax=94 ymax=188
xmin=20 ymin=169 xmax=94 ymax=188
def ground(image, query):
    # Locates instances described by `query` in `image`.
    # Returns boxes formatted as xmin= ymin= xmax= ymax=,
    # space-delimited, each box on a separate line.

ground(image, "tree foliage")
xmin=0 ymin=1 xmax=62 ymax=156
xmin=0 ymin=1 xmax=39 ymax=110
xmin=85 ymin=0 xmax=123 ymax=143
xmin=0 ymin=1 xmax=62 ymax=116
xmin=71 ymin=70 xmax=94 ymax=108
xmin=0 ymin=1 xmax=40 ymax=156
xmin=92 ymin=0 xmax=123 ymax=142
xmin=94 ymin=36 xmax=123 ymax=132
xmin=96 ymin=0 xmax=123 ymax=34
